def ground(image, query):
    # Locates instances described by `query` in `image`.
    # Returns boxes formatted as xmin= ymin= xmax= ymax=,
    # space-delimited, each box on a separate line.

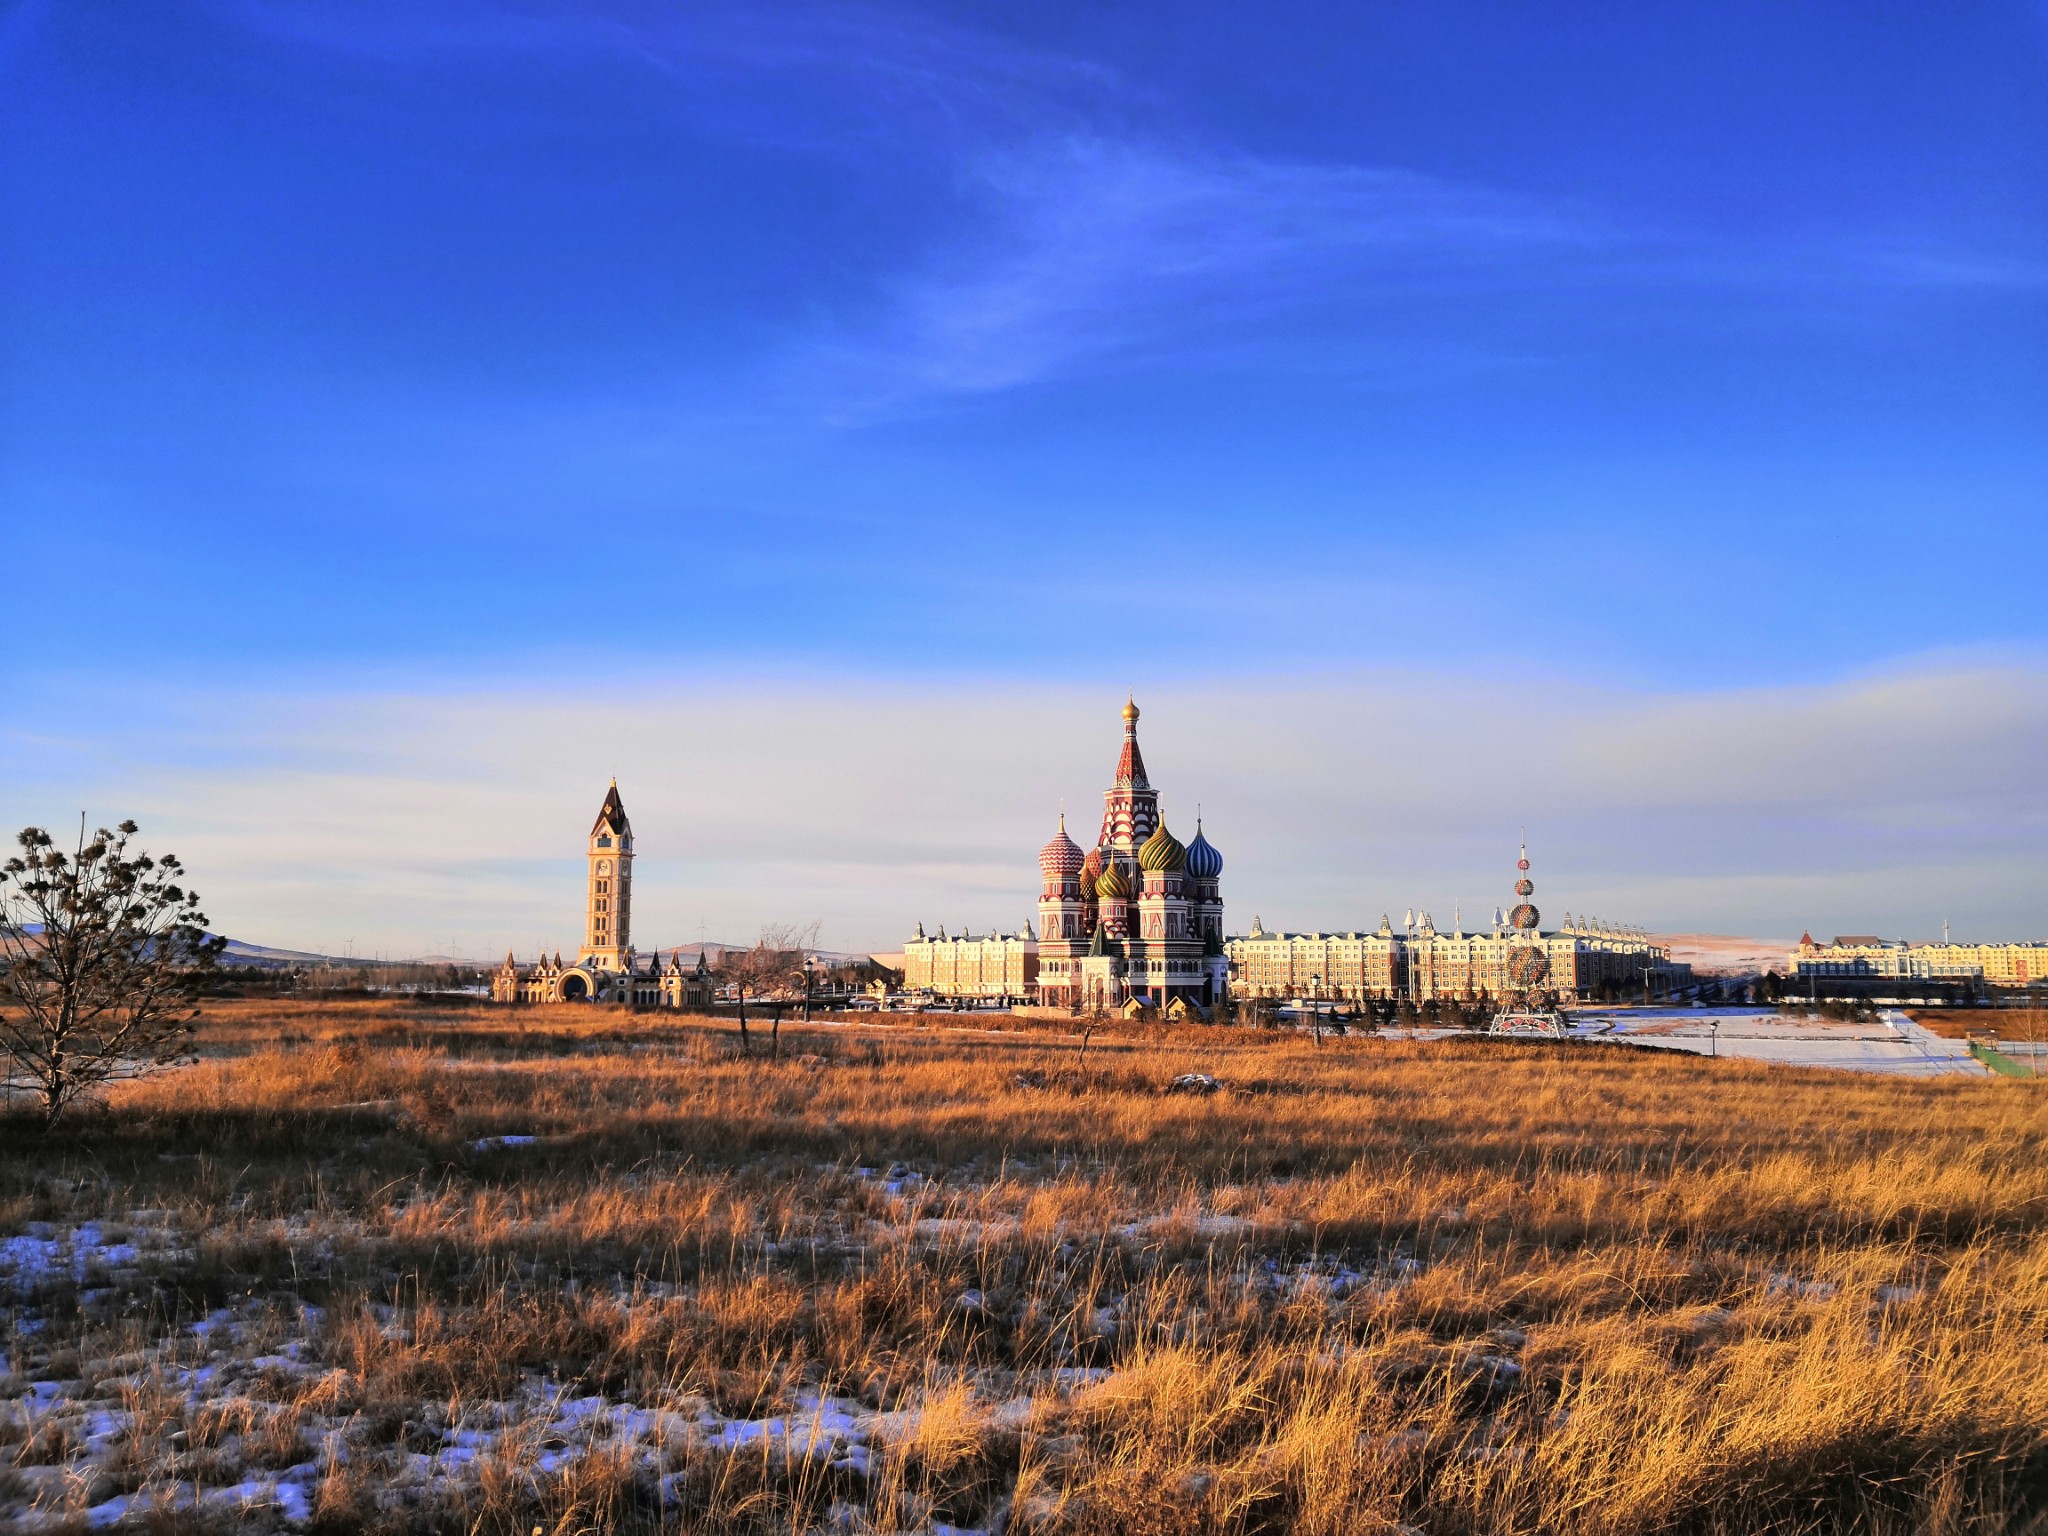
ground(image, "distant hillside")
xmin=1658 ymin=933 xmax=1797 ymax=976
xmin=215 ymin=938 xmax=877 ymax=969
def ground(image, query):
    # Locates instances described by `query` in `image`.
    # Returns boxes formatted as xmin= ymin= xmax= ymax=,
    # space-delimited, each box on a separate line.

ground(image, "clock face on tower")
xmin=598 ymin=860 xmax=611 ymax=875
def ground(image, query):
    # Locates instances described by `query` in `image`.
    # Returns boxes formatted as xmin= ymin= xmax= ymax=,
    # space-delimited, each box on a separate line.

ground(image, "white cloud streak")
xmin=6 ymin=662 xmax=2043 ymax=959
xmin=829 ymin=137 xmax=1593 ymax=400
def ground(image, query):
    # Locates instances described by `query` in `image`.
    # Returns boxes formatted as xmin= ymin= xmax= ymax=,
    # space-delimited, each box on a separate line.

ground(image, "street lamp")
xmin=801 ymin=954 xmax=819 ymax=1023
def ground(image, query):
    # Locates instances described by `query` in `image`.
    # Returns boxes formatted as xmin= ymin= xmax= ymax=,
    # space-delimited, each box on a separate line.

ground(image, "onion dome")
xmin=1093 ymin=858 xmax=1131 ymax=899
xmin=1038 ymin=814 xmax=1084 ymax=880
xmin=1185 ymin=821 xmax=1223 ymax=879
xmin=1138 ymin=819 xmax=1187 ymax=873
xmin=1079 ymin=846 xmax=1104 ymax=897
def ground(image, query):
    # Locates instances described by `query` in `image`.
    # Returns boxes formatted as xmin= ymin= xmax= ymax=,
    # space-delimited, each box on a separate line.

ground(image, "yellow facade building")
xmin=1792 ymin=934 xmax=2048 ymax=988
xmin=901 ymin=924 xmax=1038 ymax=1000
xmin=1226 ymin=849 xmax=1688 ymax=1003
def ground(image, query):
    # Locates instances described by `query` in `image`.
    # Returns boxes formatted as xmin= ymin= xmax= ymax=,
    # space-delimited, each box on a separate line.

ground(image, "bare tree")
xmin=1 ymin=820 xmax=226 ymax=1127
xmin=723 ymin=921 xmax=821 ymax=1060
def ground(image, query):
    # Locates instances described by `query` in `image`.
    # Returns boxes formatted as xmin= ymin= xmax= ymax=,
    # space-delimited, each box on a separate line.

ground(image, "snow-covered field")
xmin=1566 ymin=1008 xmax=1990 ymax=1077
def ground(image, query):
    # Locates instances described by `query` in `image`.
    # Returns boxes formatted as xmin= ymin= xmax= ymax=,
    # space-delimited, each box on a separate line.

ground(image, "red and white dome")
xmin=1039 ymin=815 xmax=1084 ymax=880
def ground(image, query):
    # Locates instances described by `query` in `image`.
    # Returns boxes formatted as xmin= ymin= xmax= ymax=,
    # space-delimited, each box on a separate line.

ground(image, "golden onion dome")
xmin=1138 ymin=819 xmax=1186 ymax=873
xmin=1093 ymin=858 xmax=1131 ymax=899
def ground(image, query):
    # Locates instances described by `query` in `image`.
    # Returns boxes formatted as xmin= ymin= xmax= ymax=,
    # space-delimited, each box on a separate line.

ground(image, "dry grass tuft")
xmin=2 ymin=996 xmax=2046 ymax=1532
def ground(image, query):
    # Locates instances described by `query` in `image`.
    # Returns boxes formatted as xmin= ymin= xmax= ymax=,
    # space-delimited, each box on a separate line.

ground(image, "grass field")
xmin=1907 ymin=1007 xmax=2048 ymax=1042
xmin=4 ymin=996 xmax=2047 ymax=1534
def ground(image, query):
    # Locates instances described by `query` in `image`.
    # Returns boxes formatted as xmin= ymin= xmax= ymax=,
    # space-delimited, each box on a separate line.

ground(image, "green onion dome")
xmin=1138 ymin=820 xmax=1187 ymax=873
xmin=1093 ymin=857 xmax=1132 ymax=899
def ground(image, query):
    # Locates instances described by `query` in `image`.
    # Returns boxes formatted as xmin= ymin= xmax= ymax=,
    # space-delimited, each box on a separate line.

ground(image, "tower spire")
xmin=1115 ymin=696 xmax=1149 ymax=788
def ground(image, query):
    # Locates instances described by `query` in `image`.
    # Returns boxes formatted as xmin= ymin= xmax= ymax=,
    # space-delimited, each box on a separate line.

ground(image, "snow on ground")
xmin=1568 ymin=1008 xmax=1989 ymax=1077
xmin=0 ymin=1187 xmax=1433 ymax=1528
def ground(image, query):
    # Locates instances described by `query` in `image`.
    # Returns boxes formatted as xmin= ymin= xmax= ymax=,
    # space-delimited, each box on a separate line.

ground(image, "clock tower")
xmin=580 ymin=779 xmax=633 ymax=969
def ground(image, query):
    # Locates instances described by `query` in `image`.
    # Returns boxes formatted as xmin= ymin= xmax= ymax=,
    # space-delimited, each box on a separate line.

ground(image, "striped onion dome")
xmin=1038 ymin=815 xmax=1084 ymax=880
xmin=1078 ymin=846 xmax=1104 ymax=897
xmin=1138 ymin=819 xmax=1187 ymax=873
xmin=1185 ymin=822 xmax=1223 ymax=879
xmin=1093 ymin=857 xmax=1132 ymax=899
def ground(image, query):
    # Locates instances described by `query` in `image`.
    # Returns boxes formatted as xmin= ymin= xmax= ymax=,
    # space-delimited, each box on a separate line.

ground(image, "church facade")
xmin=1034 ymin=700 xmax=1229 ymax=1015
xmin=491 ymin=781 xmax=715 ymax=1009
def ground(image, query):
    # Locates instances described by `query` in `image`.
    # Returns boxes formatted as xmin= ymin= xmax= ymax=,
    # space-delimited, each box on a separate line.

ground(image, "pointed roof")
xmin=591 ymin=779 xmax=630 ymax=838
xmin=1113 ymin=697 xmax=1150 ymax=789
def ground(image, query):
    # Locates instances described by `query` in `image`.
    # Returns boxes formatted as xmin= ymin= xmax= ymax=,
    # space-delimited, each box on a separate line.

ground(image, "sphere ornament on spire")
xmin=1507 ymin=840 xmax=1540 ymax=930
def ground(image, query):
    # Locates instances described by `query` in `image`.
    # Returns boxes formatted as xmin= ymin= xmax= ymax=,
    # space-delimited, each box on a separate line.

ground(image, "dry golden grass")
xmin=2 ymin=995 xmax=2047 ymax=1533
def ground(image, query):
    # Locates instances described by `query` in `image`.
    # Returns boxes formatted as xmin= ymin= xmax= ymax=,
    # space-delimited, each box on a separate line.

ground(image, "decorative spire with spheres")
xmin=1507 ymin=837 xmax=1541 ymax=932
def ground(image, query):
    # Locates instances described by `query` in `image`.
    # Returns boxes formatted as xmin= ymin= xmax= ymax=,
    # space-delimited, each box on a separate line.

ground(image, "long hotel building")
xmin=1791 ymin=934 xmax=2047 ymax=988
xmin=1227 ymin=855 xmax=1690 ymax=1003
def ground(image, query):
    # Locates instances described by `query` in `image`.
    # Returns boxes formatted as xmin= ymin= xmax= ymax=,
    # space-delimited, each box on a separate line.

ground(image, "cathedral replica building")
xmin=492 ymin=781 xmax=715 ymax=1010
xmin=1035 ymin=700 xmax=1228 ymax=1016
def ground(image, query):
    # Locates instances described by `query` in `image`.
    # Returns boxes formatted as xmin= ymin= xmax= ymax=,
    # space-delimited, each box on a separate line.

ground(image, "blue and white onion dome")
xmin=1038 ymin=814 xmax=1084 ymax=880
xmin=1185 ymin=820 xmax=1224 ymax=879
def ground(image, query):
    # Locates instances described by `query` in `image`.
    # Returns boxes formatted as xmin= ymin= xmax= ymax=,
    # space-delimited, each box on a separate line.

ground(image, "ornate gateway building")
xmin=1034 ymin=700 xmax=1229 ymax=1015
xmin=491 ymin=781 xmax=715 ymax=1009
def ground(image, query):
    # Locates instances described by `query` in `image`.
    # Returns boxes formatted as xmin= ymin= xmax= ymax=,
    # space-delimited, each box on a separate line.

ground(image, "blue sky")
xmin=3 ymin=2 xmax=2045 ymax=954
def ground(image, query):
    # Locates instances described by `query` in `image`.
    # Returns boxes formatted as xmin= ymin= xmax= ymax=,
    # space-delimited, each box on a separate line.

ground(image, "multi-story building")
xmin=1791 ymin=934 xmax=2047 ymax=988
xmin=492 ymin=781 xmax=715 ymax=1009
xmin=1226 ymin=848 xmax=1688 ymax=1003
xmin=1229 ymin=920 xmax=1403 ymax=999
xmin=1031 ymin=700 xmax=1230 ymax=1016
xmin=901 ymin=925 xmax=1038 ymax=1000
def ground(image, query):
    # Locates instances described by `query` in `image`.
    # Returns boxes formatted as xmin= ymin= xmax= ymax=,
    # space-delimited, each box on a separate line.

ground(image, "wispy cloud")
xmin=821 ymin=137 xmax=1595 ymax=400
xmin=198 ymin=0 xmax=2041 ymax=417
